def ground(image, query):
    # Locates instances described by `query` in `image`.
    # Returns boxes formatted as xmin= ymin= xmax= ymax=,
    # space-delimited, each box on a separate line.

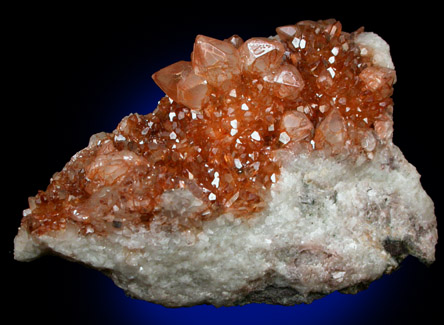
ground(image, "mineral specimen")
xmin=14 ymin=19 xmax=437 ymax=307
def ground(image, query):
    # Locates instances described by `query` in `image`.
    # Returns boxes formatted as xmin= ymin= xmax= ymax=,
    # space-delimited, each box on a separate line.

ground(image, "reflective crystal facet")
xmin=276 ymin=25 xmax=299 ymax=41
xmin=281 ymin=111 xmax=313 ymax=142
xmin=314 ymin=109 xmax=347 ymax=153
xmin=224 ymin=34 xmax=244 ymax=49
xmin=239 ymin=37 xmax=285 ymax=75
xmin=151 ymin=61 xmax=192 ymax=103
xmin=272 ymin=63 xmax=305 ymax=99
xmin=177 ymin=70 xmax=208 ymax=110
xmin=192 ymin=35 xmax=241 ymax=86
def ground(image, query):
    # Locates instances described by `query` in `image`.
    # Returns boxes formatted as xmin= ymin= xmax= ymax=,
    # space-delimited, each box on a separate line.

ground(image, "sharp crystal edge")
xmin=14 ymin=19 xmax=437 ymax=307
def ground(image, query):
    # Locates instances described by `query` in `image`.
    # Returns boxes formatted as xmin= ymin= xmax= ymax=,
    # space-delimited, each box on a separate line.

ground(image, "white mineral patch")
xmin=354 ymin=32 xmax=395 ymax=69
xmin=14 ymin=143 xmax=437 ymax=307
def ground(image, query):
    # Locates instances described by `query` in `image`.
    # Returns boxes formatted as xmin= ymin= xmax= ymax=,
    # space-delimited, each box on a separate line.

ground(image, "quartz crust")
xmin=14 ymin=19 xmax=437 ymax=307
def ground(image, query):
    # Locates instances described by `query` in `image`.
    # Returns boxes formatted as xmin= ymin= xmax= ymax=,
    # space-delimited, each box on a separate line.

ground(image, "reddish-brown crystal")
xmin=239 ymin=37 xmax=285 ymax=75
xmin=192 ymin=35 xmax=242 ymax=87
xmin=272 ymin=63 xmax=305 ymax=100
xmin=152 ymin=61 xmax=192 ymax=103
xmin=21 ymin=19 xmax=396 ymax=236
xmin=281 ymin=111 xmax=313 ymax=142
xmin=224 ymin=35 xmax=244 ymax=49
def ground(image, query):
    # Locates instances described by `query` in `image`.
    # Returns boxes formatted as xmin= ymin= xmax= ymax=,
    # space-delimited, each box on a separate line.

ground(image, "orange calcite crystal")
xmin=239 ymin=37 xmax=285 ymax=75
xmin=193 ymin=35 xmax=242 ymax=87
xmin=21 ymin=19 xmax=397 ymax=235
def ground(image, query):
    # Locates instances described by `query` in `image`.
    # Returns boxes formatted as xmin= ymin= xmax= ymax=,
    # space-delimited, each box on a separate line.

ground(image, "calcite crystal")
xmin=14 ymin=19 xmax=437 ymax=307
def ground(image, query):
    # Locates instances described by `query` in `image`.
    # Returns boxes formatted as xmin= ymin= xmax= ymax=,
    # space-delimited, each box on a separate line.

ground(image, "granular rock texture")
xmin=14 ymin=19 xmax=437 ymax=307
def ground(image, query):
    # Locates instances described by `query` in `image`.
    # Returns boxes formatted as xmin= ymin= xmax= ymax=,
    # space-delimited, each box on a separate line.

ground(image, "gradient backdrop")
xmin=6 ymin=4 xmax=442 ymax=324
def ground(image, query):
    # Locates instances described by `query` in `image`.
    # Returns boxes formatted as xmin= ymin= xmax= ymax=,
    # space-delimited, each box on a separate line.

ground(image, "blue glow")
xmin=92 ymin=257 xmax=417 ymax=325
xmin=103 ymin=86 xmax=165 ymax=131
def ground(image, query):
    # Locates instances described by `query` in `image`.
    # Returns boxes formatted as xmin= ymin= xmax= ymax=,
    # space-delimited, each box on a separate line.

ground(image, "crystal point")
xmin=272 ymin=63 xmax=305 ymax=99
xmin=276 ymin=25 xmax=299 ymax=41
xmin=281 ymin=110 xmax=313 ymax=142
xmin=152 ymin=60 xmax=193 ymax=103
xmin=152 ymin=60 xmax=209 ymax=110
xmin=192 ymin=34 xmax=241 ymax=86
xmin=239 ymin=37 xmax=285 ymax=75
xmin=177 ymin=69 xmax=209 ymax=110
xmin=314 ymin=108 xmax=347 ymax=153
xmin=224 ymin=34 xmax=244 ymax=49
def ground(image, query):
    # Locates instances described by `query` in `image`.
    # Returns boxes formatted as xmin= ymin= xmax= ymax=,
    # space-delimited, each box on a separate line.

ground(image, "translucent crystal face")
xmin=22 ymin=19 xmax=396 ymax=235
xmin=239 ymin=37 xmax=285 ymax=75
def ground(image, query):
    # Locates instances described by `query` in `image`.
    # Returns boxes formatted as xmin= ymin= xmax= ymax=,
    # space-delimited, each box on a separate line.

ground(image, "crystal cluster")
xmin=14 ymin=19 xmax=437 ymax=307
xmin=20 ymin=20 xmax=397 ymax=234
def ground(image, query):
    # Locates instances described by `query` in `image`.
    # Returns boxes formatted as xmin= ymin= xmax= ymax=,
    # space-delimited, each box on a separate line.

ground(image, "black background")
xmin=5 ymin=3 xmax=442 ymax=324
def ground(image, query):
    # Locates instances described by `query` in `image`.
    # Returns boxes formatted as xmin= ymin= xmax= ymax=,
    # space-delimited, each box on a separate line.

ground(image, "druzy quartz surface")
xmin=14 ymin=19 xmax=437 ymax=307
